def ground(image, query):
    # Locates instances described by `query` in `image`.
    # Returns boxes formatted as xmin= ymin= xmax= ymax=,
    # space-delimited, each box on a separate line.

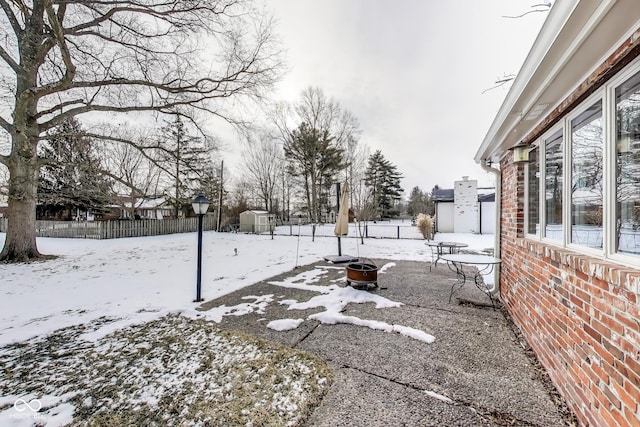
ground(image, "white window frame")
xmin=565 ymin=91 xmax=605 ymax=258
xmin=541 ymin=125 xmax=565 ymax=244
xmin=606 ymin=58 xmax=640 ymax=266
xmin=524 ymin=56 xmax=640 ymax=267
xmin=525 ymin=124 xmax=564 ymax=245
xmin=524 ymin=144 xmax=540 ymax=239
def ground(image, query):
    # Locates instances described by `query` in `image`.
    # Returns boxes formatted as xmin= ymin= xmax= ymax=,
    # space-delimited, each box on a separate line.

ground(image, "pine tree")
xmin=38 ymin=119 xmax=112 ymax=219
xmin=283 ymin=122 xmax=344 ymax=222
xmin=364 ymin=150 xmax=404 ymax=219
xmin=407 ymin=186 xmax=434 ymax=217
xmin=158 ymin=116 xmax=214 ymax=218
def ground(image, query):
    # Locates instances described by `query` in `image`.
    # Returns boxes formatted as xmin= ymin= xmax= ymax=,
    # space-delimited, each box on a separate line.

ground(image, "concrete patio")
xmin=199 ymin=258 xmax=575 ymax=426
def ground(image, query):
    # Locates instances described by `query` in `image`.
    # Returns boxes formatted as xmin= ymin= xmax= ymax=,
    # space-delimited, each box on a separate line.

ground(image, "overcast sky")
xmin=232 ymin=0 xmax=548 ymax=194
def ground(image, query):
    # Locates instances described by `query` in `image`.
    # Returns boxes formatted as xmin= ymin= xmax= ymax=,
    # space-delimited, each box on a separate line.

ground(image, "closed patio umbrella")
xmin=334 ymin=181 xmax=350 ymax=239
xmin=323 ymin=181 xmax=358 ymax=263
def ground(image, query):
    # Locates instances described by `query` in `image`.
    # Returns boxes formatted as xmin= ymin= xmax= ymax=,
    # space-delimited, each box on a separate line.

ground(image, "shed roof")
xmin=240 ymin=210 xmax=269 ymax=215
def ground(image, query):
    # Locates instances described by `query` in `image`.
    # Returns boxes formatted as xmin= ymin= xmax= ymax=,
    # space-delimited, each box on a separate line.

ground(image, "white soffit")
xmin=476 ymin=0 xmax=638 ymax=164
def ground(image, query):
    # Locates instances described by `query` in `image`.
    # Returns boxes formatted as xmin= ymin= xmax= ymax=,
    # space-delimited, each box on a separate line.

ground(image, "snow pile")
xmin=264 ymin=263 xmax=436 ymax=344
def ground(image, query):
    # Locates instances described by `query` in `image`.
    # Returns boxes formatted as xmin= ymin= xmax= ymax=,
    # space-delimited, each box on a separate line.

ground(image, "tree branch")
xmin=502 ymin=8 xmax=549 ymax=19
xmin=0 ymin=0 xmax=25 ymax=36
xmin=0 ymin=113 xmax=11 ymax=133
xmin=0 ymin=45 xmax=20 ymax=74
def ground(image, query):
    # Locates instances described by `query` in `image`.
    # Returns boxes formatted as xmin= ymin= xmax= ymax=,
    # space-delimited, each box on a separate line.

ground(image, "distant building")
xmin=432 ymin=176 xmax=495 ymax=234
xmin=239 ymin=210 xmax=274 ymax=233
xmin=119 ymin=198 xmax=172 ymax=220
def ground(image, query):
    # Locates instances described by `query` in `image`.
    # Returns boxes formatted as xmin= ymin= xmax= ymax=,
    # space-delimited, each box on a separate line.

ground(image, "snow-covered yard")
xmin=0 ymin=229 xmax=494 ymax=426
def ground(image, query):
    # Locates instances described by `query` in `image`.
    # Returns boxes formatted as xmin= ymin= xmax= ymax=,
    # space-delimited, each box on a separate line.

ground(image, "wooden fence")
xmin=0 ymin=217 xmax=427 ymax=241
xmin=0 ymin=216 xmax=217 ymax=239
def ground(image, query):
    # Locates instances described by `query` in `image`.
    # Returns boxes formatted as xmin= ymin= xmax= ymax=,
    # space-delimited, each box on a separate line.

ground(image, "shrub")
xmin=416 ymin=213 xmax=434 ymax=240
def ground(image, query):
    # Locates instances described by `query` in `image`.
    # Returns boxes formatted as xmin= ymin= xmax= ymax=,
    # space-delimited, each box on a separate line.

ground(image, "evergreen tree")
xmin=364 ymin=150 xmax=404 ymax=219
xmin=38 ymin=119 xmax=112 ymax=219
xmin=283 ymin=122 xmax=344 ymax=222
xmin=158 ymin=116 xmax=214 ymax=218
xmin=407 ymin=186 xmax=434 ymax=216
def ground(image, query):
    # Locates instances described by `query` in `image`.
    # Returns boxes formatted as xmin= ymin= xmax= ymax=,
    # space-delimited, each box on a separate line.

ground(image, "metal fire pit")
xmin=346 ymin=262 xmax=378 ymax=290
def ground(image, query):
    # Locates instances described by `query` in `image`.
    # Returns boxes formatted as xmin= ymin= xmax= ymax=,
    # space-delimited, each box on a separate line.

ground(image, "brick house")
xmin=476 ymin=2 xmax=640 ymax=426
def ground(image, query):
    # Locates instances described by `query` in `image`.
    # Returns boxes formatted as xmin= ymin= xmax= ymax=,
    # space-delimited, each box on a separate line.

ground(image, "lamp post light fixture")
xmin=191 ymin=192 xmax=210 ymax=302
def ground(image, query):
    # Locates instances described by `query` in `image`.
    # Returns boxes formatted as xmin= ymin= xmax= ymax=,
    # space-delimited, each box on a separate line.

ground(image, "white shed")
xmin=239 ymin=210 xmax=273 ymax=233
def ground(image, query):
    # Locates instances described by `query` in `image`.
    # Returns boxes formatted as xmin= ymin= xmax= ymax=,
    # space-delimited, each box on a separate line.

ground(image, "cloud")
xmin=261 ymin=0 xmax=547 ymax=192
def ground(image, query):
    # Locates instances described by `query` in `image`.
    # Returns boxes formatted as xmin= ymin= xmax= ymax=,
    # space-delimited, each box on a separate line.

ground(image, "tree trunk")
xmin=1 ymin=148 xmax=41 ymax=262
xmin=1 ymin=12 xmax=45 ymax=262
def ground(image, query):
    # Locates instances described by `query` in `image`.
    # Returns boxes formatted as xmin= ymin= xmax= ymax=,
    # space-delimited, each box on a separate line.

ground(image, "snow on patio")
xmin=0 ymin=229 xmax=493 ymax=425
xmin=0 ymin=229 xmax=493 ymax=347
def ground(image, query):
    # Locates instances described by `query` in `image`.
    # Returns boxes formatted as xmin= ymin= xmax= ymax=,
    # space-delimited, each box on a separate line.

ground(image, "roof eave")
xmin=474 ymin=0 xmax=624 ymax=164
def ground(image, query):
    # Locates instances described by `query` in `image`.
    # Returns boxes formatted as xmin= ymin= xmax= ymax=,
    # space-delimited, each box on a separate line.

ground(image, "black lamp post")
xmin=191 ymin=192 xmax=210 ymax=302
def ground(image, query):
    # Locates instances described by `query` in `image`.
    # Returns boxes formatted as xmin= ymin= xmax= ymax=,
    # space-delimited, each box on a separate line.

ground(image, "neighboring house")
xmin=98 ymin=197 xmax=173 ymax=221
xmin=431 ymin=177 xmax=495 ymax=234
xmin=120 ymin=198 xmax=172 ymax=220
xmin=476 ymin=2 xmax=640 ymax=425
xmin=239 ymin=210 xmax=274 ymax=233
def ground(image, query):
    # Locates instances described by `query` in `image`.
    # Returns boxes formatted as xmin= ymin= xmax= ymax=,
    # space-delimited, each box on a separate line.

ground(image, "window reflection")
xmin=545 ymin=130 xmax=563 ymax=240
xmin=571 ymin=102 xmax=603 ymax=248
xmin=616 ymin=70 xmax=640 ymax=256
xmin=527 ymin=147 xmax=539 ymax=236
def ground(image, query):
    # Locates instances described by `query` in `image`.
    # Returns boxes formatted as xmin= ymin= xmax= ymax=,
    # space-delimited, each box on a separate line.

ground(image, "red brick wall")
xmin=496 ymin=27 xmax=640 ymax=426
xmin=500 ymin=154 xmax=640 ymax=426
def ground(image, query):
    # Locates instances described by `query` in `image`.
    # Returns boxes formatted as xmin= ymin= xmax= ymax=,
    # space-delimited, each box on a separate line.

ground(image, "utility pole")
xmin=175 ymin=129 xmax=181 ymax=218
xmin=217 ymin=160 xmax=224 ymax=231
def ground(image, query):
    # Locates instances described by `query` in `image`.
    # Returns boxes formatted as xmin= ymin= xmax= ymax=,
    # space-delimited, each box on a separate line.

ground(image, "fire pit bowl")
xmin=346 ymin=262 xmax=378 ymax=289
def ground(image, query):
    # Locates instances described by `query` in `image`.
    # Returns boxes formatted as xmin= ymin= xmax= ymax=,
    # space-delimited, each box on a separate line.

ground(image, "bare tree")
xmin=239 ymin=129 xmax=284 ymax=213
xmin=0 ymin=0 xmax=283 ymax=261
xmin=99 ymin=129 xmax=164 ymax=220
xmin=344 ymin=137 xmax=369 ymax=208
xmin=274 ymin=87 xmax=362 ymax=150
xmin=271 ymin=87 xmax=361 ymax=222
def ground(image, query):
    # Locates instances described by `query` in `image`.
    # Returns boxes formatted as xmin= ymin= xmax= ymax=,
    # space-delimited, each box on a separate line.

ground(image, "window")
xmin=615 ymin=70 xmax=640 ymax=257
xmin=571 ymin=102 xmax=603 ymax=249
xmin=527 ymin=147 xmax=539 ymax=236
xmin=523 ymin=61 xmax=640 ymax=263
xmin=544 ymin=130 xmax=563 ymax=240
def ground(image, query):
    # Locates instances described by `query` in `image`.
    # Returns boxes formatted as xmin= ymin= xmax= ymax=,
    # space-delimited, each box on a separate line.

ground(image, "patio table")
xmin=425 ymin=241 xmax=469 ymax=270
xmin=440 ymin=253 xmax=501 ymax=309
